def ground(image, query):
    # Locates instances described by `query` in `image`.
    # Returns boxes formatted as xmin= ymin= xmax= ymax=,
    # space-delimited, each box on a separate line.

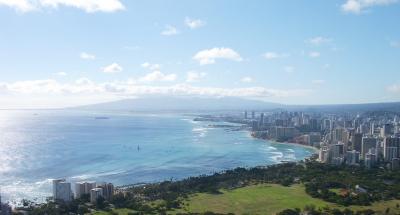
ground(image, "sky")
xmin=0 ymin=0 xmax=400 ymax=108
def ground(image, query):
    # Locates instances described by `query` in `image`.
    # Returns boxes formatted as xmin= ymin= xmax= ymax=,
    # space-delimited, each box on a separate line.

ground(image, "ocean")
xmin=0 ymin=110 xmax=315 ymax=203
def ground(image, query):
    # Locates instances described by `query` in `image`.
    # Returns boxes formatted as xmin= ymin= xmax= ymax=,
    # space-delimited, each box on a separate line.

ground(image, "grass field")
xmin=92 ymin=184 xmax=400 ymax=215
xmin=172 ymin=184 xmax=400 ymax=215
xmin=91 ymin=208 xmax=135 ymax=215
xmin=172 ymin=184 xmax=332 ymax=215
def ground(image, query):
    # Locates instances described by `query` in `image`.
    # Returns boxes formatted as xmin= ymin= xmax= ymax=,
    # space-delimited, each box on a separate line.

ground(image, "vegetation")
xmin=26 ymin=158 xmax=400 ymax=214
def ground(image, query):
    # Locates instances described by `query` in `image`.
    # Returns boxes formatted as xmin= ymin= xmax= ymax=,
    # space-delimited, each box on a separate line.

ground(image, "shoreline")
xmin=5 ymin=116 xmax=317 ymax=204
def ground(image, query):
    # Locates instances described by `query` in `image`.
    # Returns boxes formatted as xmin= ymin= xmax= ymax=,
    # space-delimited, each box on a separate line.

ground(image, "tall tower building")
xmin=259 ymin=113 xmax=264 ymax=126
xmin=350 ymin=133 xmax=362 ymax=152
xmin=53 ymin=179 xmax=72 ymax=202
xmin=361 ymin=137 xmax=377 ymax=159
xmin=75 ymin=181 xmax=96 ymax=199
xmin=383 ymin=137 xmax=400 ymax=162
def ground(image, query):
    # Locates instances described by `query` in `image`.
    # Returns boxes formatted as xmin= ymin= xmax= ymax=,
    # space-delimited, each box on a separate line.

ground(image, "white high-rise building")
xmin=75 ymin=181 xmax=96 ymax=199
xmin=318 ymin=146 xmax=330 ymax=163
xmin=53 ymin=179 xmax=72 ymax=202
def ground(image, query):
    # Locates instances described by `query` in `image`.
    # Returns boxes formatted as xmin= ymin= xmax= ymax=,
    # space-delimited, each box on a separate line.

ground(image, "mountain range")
xmin=75 ymin=96 xmax=400 ymax=113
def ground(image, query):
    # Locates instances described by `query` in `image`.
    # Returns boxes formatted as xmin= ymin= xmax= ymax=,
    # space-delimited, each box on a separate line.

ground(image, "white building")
xmin=318 ymin=146 xmax=330 ymax=163
xmin=53 ymin=179 xmax=72 ymax=202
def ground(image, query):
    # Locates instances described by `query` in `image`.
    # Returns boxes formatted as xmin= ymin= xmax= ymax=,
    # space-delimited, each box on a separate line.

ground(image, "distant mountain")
xmin=287 ymin=102 xmax=400 ymax=113
xmin=75 ymin=96 xmax=283 ymax=111
xmin=74 ymin=96 xmax=400 ymax=113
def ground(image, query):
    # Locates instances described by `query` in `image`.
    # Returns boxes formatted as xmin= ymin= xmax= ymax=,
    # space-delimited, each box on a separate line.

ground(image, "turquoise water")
xmin=0 ymin=110 xmax=315 ymax=202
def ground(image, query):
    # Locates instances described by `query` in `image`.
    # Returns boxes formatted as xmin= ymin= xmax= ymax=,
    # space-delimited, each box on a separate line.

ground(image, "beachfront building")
xmin=75 ymin=181 xmax=96 ymax=199
xmin=97 ymin=183 xmax=114 ymax=201
xmin=53 ymin=179 xmax=72 ymax=202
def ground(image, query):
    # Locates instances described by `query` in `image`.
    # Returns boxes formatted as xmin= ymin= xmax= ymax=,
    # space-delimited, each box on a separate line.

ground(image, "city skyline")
xmin=0 ymin=0 xmax=400 ymax=108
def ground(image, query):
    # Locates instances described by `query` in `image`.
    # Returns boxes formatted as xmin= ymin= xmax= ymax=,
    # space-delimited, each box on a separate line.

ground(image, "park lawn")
xmin=172 ymin=184 xmax=400 ymax=215
xmin=91 ymin=184 xmax=400 ymax=215
xmin=349 ymin=200 xmax=400 ymax=214
xmin=90 ymin=208 xmax=135 ymax=215
xmin=172 ymin=184 xmax=334 ymax=215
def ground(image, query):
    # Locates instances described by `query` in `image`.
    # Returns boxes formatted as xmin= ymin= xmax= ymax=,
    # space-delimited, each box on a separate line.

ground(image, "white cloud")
xmin=390 ymin=41 xmax=400 ymax=48
xmin=342 ymin=0 xmax=398 ymax=14
xmin=241 ymin=77 xmax=253 ymax=83
xmin=0 ymin=0 xmax=35 ymax=12
xmin=309 ymin=51 xmax=321 ymax=58
xmin=161 ymin=25 xmax=179 ymax=36
xmin=80 ymin=52 xmax=95 ymax=60
xmin=138 ymin=71 xmax=177 ymax=82
xmin=193 ymin=47 xmax=243 ymax=65
xmin=263 ymin=52 xmax=289 ymax=60
xmin=312 ymin=79 xmax=326 ymax=84
xmin=307 ymin=36 xmax=332 ymax=45
xmin=141 ymin=62 xmax=161 ymax=71
xmin=55 ymin=72 xmax=67 ymax=76
xmin=185 ymin=17 xmax=206 ymax=29
xmin=387 ymin=84 xmax=400 ymax=93
xmin=0 ymin=0 xmax=125 ymax=13
xmin=284 ymin=66 xmax=295 ymax=73
xmin=102 ymin=63 xmax=123 ymax=73
xmin=186 ymin=71 xmax=206 ymax=82
xmin=0 ymin=79 xmax=311 ymax=99
xmin=323 ymin=64 xmax=331 ymax=69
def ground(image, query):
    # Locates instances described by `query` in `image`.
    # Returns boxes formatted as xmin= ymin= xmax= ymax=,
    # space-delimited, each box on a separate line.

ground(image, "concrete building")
xmin=370 ymin=123 xmax=375 ymax=135
xmin=361 ymin=137 xmax=377 ymax=159
xmin=392 ymin=158 xmax=400 ymax=170
xmin=345 ymin=150 xmax=360 ymax=165
xmin=365 ymin=152 xmax=377 ymax=169
xmin=318 ymin=146 xmax=330 ymax=163
xmin=331 ymin=142 xmax=345 ymax=159
xmin=53 ymin=179 xmax=72 ymax=202
xmin=306 ymin=133 xmax=321 ymax=146
xmin=351 ymin=133 xmax=363 ymax=152
xmin=75 ymin=181 xmax=96 ymax=199
xmin=383 ymin=137 xmax=400 ymax=162
xmin=273 ymin=126 xmax=297 ymax=140
xmin=332 ymin=157 xmax=345 ymax=166
xmin=90 ymin=188 xmax=103 ymax=203
xmin=97 ymin=183 xmax=114 ymax=201
xmin=381 ymin=124 xmax=392 ymax=137
xmin=0 ymin=203 xmax=12 ymax=215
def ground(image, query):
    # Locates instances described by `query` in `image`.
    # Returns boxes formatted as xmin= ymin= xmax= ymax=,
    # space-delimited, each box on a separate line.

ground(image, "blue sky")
xmin=0 ymin=0 xmax=399 ymax=108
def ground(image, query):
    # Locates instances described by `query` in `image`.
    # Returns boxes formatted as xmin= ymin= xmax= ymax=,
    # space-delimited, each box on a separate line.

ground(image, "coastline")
xmin=3 ymin=115 xmax=317 ymax=204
